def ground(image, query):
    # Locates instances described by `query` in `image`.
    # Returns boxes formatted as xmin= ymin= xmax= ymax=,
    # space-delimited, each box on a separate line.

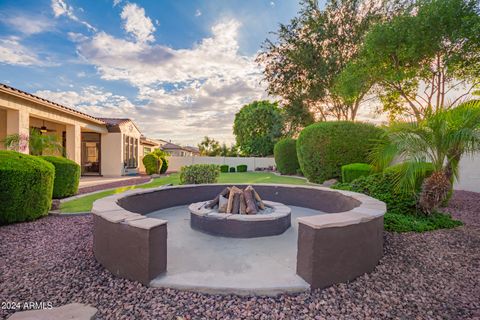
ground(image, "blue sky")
xmin=0 ymin=0 xmax=305 ymax=144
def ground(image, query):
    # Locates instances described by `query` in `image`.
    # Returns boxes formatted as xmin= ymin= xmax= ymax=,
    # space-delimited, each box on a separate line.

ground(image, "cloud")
xmin=35 ymin=86 xmax=137 ymax=117
xmin=195 ymin=9 xmax=202 ymax=17
xmin=0 ymin=37 xmax=43 ymax=66
xmin=120 ymin=3 xmax=156 ymax=43
xmin=51 ymin=0 xmax=96 ymax=32
xmin=113 ymin=0 xmax=122 ymax=7
xmin=4 ymin=15 xmax=54 ymax=35
xmin=58 ymin=18 xmax=268 ymax=144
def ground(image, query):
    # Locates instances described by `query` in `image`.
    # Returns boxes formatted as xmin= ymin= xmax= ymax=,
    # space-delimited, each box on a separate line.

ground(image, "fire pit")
xmin=189 ymin=186 xmax=291 ymax=238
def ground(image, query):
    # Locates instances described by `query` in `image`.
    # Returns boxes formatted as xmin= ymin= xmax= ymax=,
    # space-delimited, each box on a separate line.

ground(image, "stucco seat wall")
xmin=92 ymin=184 xmax=386 ymax=290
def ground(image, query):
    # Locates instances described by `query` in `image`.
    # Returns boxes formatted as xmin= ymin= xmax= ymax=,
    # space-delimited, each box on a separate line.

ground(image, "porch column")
xmin=6 ymin=109 xmax=29 ymax=154
xmin=66 ymin=124 xmax=81 ymax=165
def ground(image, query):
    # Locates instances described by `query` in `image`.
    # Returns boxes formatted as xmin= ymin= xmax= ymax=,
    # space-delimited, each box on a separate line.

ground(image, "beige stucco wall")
xmin=0 ymin=109 xmax=6 ymax=150
xmin=101 ymin=132 xmax=123 ymax=177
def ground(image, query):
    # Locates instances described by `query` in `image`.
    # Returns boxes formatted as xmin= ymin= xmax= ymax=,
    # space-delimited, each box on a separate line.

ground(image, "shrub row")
xmin=220 ymin=164 xmax=247 ymax=173
xmin=180 ymin=164 xmax=220 ymax=184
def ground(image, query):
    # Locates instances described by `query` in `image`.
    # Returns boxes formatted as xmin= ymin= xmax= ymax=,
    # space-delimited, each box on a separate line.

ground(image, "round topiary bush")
xmin=143 ymin=154 xmax=163 ymax=175
xmin=297 ymin=121 xmax=383 ymax=183
xmin=0 ymin=150 xmax=55 ymax=225
xmin=159 ymin=156 xmax=168 ymax=174
xmin=40 ymin=156 xmax=80 ymax=198
xmin=274 ymin=138 xmax=300 ymax=175
xmin=229 ymin=167 xmax=236 ymax=173
xmin=220 ymin=165 xmax=229 ymax=173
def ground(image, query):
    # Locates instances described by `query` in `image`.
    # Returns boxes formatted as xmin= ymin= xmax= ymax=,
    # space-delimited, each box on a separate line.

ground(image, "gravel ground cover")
xmin=77 ymin=176 xmax=151 ymax=195
xmin=1 ymin=191 xmax=479 ymax=319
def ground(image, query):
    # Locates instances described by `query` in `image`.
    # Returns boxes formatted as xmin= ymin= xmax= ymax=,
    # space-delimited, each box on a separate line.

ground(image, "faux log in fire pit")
xmin=189 ymin=185 xmax=291 ymax=238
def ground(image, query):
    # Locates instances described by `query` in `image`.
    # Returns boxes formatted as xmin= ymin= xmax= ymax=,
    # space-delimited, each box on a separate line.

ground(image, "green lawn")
xmin=60 ymin=172 xmax=311 ymax=213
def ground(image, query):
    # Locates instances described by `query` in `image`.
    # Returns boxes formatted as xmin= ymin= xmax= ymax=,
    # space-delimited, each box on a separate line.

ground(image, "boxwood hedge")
xmin=220 ymin=165 xmax=229 ymax=173
xmin=143 ymin=153 xmax=163 ymax=175
xmin=341 ymin=163 xmax=373 ymax=183
xmin=40 ymin=156 xmax=80 ymax=198
xmin=0 ymin=151 xmax=55 ymax=224
xmin=236 ymin=164 xmax=247 ymax=172
xmin=274 ymin=138 xmax=300 ymax=175
xmin=297 ymin=121 xmax=383 ymax=183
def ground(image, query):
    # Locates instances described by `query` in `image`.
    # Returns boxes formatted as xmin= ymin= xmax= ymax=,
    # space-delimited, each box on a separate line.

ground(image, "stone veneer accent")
xmin=92 ymin=184 xmax=386 ymax=290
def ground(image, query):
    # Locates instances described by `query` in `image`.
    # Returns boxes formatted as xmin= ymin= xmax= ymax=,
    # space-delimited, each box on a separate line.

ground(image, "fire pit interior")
xmin=189 ymin=185 xmax=291 ymax=238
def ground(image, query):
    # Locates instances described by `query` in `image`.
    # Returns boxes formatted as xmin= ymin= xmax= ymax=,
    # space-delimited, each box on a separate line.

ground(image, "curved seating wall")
xmin=92 ymin=184 xmax=386 ymax=289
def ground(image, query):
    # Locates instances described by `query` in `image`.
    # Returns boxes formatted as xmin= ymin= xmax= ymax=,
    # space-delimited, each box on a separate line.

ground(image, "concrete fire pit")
xmin=189 ymin=200 xmax=291 ymax=238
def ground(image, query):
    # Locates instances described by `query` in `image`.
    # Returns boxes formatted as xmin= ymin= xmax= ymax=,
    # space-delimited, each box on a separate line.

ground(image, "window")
xmin=144 ymin=147 xmax=152 ymax=154
xmin=123 ymin=135 xmax=138 ymax=168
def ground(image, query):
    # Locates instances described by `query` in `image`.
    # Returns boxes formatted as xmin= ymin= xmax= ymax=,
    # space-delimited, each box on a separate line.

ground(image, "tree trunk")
xmin=419 ymin=170 xmax=451 ymax=214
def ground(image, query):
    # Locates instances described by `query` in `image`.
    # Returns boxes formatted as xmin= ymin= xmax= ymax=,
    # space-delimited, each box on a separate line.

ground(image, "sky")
xmin=0 ymin=0 xmax=310 ymax=145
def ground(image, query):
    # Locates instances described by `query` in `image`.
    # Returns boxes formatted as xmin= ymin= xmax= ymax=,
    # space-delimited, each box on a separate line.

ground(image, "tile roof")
xmin=0 ymin=83 xmax=104 ymax=124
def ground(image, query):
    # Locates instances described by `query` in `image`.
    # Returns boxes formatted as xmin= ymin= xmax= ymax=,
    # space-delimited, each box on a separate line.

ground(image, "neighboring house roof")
xmin=0 ymin=83 xmax=104 ymax=124
xmin=183 ymin=146 xmax=200 ymax=154
xmin=140 ymin=135 xmax=160 ymax=147
xmin=161 ymin=141 xmax=185 ymax=150
xmin=97 ymin=117 xmax=142 ymax=134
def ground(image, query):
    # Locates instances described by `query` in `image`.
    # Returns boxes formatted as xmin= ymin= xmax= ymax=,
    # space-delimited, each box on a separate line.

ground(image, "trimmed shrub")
xmin=40 ymin=156 xmax=80 ymax=198
xmin=159 ymin=157 xmax=168 ymax=174
xmin=220 ymin=165 xmax=229 ymax=173
xmin=236 ymin=164 xmax=247 ymax=172
xmin=180 ymin=164 xmax=220 ymax=184
xmin=274 ymin=138 xmax=300 ymax=175
xmin=341 ymin=163 xmax=373 ymax=183
xmin=0 ymin=151 xmax=55 ymax=224
xmin=143 ymin=154 xmax=163 ymax=175
xmin=297 ymin=121 xmax=383 ymax=183
xmin=229 ymin=167 xmax=236 ymax=173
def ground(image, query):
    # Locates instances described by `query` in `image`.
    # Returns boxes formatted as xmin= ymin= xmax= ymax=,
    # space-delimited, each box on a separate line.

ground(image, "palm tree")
xmin=371 ymin=100 xmax=480 ymax=214
xmin=3 ymin=128 xmax=64 ymax=156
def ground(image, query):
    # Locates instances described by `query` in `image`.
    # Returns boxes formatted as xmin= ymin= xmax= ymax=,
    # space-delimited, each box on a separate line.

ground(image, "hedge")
xmin=180 ymin=164 xmax=220 ymax=184
xmin=341 ymin=163 xmax=373 ymax=183
xmin=159 ymin=156 xmax=168 ymax=174
xmin=236 ymin=164 xmax=247 ymax=172
xmin=0 ymin=151 xmax=55 ymax=225
xmin=332 ymin=171 xmax=462 ymax=232
xmin=40 ymin=156 xmax=80 ymax=198
xmin=220 ymin=165 xmax=229 ymax=173
xmin=143 ymin=154 xmax=163 ymax=175
xmin=297 ymin=121 xmax=383 ymax=183
xmin=229 ymin=167 xmax=236 ymax=173
xmin=274 ymin=138 xmax=300 ymax=175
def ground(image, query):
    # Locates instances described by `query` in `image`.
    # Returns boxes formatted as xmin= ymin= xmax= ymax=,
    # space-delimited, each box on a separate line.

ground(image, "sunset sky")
xmin=0 ymin=0 xmax=335 ymax=144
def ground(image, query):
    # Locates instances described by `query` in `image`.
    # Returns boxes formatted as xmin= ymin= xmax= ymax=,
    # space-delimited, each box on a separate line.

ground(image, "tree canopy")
xmin=233 ymin=100 xmax=284 ymax=156
xmin=257 ymin=0 xmax=382 ymax=126
xmin=336 ymin=0 xmax=480 ymax=121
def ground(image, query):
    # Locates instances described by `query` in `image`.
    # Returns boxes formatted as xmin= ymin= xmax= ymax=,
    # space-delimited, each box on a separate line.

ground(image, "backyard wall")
xmin=167 ymin=154 xmax=479 ymax=192
xmin=167 ymin=156 xmax=276 ymax=172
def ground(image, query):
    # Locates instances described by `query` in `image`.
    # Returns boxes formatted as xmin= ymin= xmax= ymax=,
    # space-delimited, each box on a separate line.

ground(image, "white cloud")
xmin=35 ymin=86 xmax=137 ymax=118
xmin=0 ymin=37 xmax=43 ymax=66
xmin=51 ymin=0 xmax=96 ymax=32
xmin=4 ymin=16 xmax=54 ymax=35
xmin=63 ymin=18 xmax=268 ymax=144
xmin=113 ymin=0 xmax=122 ymax=7
xmin=120 ymin=3 xmax=156 ymax=43
xmin=195 ymin=9 xmax=202 ymax=17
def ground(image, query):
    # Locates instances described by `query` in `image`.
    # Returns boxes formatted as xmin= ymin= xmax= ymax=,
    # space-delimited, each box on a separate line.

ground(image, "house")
xmin=157 ymin=139 xmax=198 ymax=157
xmin=0 ymin=83 xmax=153 ymax=177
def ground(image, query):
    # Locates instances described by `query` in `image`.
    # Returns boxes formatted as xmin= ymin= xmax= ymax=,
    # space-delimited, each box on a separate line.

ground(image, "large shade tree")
xmin=371 ymin=100 xmax=480 ymax=213
xmin=257 ymin=0 xmax=383 ymax=127
xmin=336 ymin=0 xmax=480 ymax=121
xmin=233 ymin=100 xmax=284 ymax=156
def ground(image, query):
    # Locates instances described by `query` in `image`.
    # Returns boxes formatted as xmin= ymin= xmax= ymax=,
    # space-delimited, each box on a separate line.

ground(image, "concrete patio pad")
xmin=79 ymin=176 xmax=141 ymax=188
xmin=148 ymin=205 xmax=324 ymax=296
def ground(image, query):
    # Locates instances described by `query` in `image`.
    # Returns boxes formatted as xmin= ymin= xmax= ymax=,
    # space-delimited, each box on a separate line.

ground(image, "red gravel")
xmin=1 ymin=191 xmax=479 ymax=319
xmin=77 ymin=176 xmax=151 ymax=195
